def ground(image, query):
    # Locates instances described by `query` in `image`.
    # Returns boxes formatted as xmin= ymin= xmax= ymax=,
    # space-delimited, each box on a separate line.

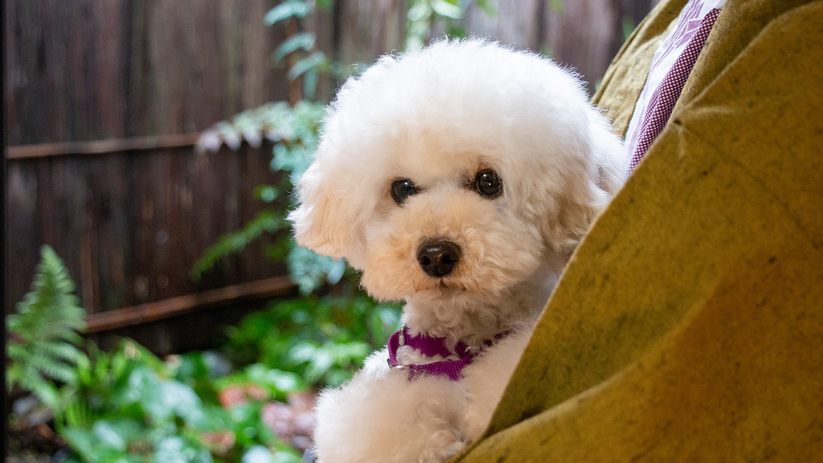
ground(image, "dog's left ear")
xmin=288 ymin=159 xmax=361 ymax=263
xmin=542 ymin=112 xmax=627 ymax=252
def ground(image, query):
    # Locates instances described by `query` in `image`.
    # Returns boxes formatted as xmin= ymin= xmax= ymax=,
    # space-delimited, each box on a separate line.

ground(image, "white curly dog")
xmin=289 ymin=40 xmax=627 ymax=463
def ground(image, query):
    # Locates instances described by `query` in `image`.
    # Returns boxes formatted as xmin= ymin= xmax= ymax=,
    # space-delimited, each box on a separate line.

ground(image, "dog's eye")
xmin=391 ymin=178 xmax=419 ymax=205
xmin=474 ymin=170 xmax=503 ymax=197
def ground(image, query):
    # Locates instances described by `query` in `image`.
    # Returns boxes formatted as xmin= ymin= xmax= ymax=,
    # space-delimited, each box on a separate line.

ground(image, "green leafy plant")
xmin=193 ymin=100 xmax=337 ymax=296
xmin=56 ymin=339 xmax=305 ymax=463
xmin=224 ymin=296 xmax=401 ymax=388
xmin=192 ymin=0 xmax=342 ymax=293
xmin=7 ymin=246 xmax=88 ymax=416
xmin=7 ymin=248 xmax=309 ymax=462
xmin=405 ymin=0 xmax=497 ymax=50
xmin=264 ymin=0 xmax=345 ymax=101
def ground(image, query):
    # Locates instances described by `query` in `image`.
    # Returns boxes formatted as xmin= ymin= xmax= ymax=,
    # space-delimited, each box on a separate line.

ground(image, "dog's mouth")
xmin=411 ymin=275 xmax=487 ymax=298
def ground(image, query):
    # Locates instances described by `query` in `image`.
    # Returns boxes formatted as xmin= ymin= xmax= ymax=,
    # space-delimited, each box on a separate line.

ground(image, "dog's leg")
xmin=461 ymin=332 xmax=532 ymax=442
xmin=313 ymin=349 xmax=469 ymax=463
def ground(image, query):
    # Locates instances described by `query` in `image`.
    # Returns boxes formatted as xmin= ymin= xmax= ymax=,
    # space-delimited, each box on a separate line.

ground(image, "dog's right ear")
xmin=287 ymin=160 xmax=354 ymax=260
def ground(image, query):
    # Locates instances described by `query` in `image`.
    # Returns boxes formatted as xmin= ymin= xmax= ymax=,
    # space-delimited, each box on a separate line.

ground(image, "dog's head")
xmin=290 ymin=40 xmax=625 ymax=313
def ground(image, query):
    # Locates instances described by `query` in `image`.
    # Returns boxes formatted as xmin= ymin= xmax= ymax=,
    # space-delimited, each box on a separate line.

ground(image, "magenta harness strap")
xmin=386 ymin=324 xmax=507 ymax=381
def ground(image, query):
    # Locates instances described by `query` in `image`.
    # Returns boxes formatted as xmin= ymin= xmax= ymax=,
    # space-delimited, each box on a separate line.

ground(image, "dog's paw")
xmin=418 ymin=430 xmax=467 ymax=463
xmin=313 ymin=351 xmax=469 ymax=463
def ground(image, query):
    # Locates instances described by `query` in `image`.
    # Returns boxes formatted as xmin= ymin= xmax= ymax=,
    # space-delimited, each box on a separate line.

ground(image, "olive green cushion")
xmin=453 ymin=0 xmax=823 ymax=461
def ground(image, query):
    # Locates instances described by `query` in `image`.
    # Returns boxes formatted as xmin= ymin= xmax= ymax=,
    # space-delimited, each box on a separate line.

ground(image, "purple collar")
xmin=386 ymin=324 xmax=507 ymax=381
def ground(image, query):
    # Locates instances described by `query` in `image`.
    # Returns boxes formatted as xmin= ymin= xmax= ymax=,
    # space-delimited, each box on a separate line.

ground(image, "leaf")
xmin=303 ymin=347 xmax=334 ymax=384
xmin=621 ymin=15 xmax=636 ymax=41
xmin=14 ymin=370 xmax=63 ymax=411
xmin=63 ymin=394 xmax=95 ymax=428
xmin=475 ymin=0 xmax=498 ymax=17
xmin=252 ymin=184 xmax=280 ymax=204
xmin=190 ymin=211 xmax=284 ymax=280
xmin=285 ymin=341 xmax=317 ymax=365
xmin=445 ymin=25 xmax=468 ymax=39
xmin=322 ymin=369 xmax=351 ymax=388
xmin=25 ymin=353 xmax=77 ymax=383
xmin=11 ymin=246 xmax=87 ymax=339
xmin=432 ymin=0 xmax=464 ymax=19
xmin=7 ymin=246 xmax=89 ymax=410
xmin=303 ymin=67 xmax=319 ymax=101
xmin=286 ymin=246 xmax=344 ymax=295
xmin=61 ymin=427 xmax=99 ymax=463
xmin=326 ymin=258 xmax=346 ymax=285
xmin=272 ymin=32 xmax=316 ymax=63
xmin=243 ymin=445 xmax=274 ymax=463
xmin=92 ymin=418 xmax=141 ymax=451
xmin=272 ymin=451 xmax=302 ymax=463
xmin=135 ymin=367 xmax=207 ymax=426
xmin=162 ymin=379 xmax=207 ymax=426
xmin=37 ymin=341 xmax=87 ymax=365
xmin=548 ymin=0 xmax=565 ymax=14
xmin=407 ymin=1 xmax=432 ymax=22
xmin=405 ymin=25 xmax=429 ymax=50
xmin=122 ymin=366 xmax=163 ymax=414
xmin=286 ymin=51 xmax=328 ymax=80
xmin=154 ymin=436 xmax=213 ymax=463
xmin=195 ymin=128 xmax=222 ymax=154
xmin=270 ymin=144 xmax=309 ymax=176
xmin=371 ymin=305 xmax=402 ymax=344
xmin=264 ymin=1 xmax=313 ymax=26
xmin=267 ymin=370 xmax=302 ymax=393
xmin=192 ymin=403 xmax=232 ymax=433
xmin=315 ymin=0 xmax=334 ymax=10
xmin=215 ymin=122 xmax=242 ymax=150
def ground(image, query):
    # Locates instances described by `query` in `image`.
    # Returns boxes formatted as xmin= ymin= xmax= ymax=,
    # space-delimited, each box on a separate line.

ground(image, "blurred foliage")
xmin=224 ymin=296 xmax=401 ymax=388
xmin=548 ymin=0 xmax=565 ymax=14
xmin=406 ymin=0 xmax=497 ymax=49
xmin=7 ymin=246 xmax=88 ymax=415
xmin=55 ymin=340 xmax=306 ymax=463
xmin=8 ymin=249 xmax=306 ymax=462
xmin=192 ymin=101 xmax=330 ymax=294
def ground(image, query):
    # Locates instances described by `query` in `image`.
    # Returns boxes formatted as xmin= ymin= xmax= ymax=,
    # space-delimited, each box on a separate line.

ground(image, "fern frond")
xmin=6 ymin=343 xmax=30 ymax=362
xmin=7 ymin=246 xmax=89 ymax=400
xmin=35 ymin=341 xmax=86 ymax=363
xmin=15 ymin=368 xmax=63 ymax=411
xmin=10 ymin=246 xmax=87 ymax=341
xmin=62 ymin=393 xmax=95 ymax=428
xmin=24 ymin=354 xmax=77 ymax=383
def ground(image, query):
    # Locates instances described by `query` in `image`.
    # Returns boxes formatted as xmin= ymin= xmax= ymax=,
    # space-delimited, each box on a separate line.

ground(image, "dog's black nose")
xmin=417 ymin=240 xmax=461 ymax=277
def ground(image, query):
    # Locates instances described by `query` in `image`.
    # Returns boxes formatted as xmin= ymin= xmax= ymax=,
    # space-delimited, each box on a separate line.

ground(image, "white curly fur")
xmin=289 ymin=39 xmax=627 ymax=463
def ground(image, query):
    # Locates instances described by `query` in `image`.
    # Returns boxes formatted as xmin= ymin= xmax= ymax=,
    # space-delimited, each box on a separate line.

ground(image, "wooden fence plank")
xmin=5 ymin=143 xmax=283 ymax=316
xmin=4 ymin=0 xmax=284 ymax=145
xmin=6 ymin=133 xmax=200 ymax=159
xmin=85 ymin=275 xmax=296 ymax=332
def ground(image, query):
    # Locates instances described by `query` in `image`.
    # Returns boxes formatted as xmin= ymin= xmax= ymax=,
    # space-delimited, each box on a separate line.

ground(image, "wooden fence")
xmin=5 ymin=0 xmax=653 ymax=354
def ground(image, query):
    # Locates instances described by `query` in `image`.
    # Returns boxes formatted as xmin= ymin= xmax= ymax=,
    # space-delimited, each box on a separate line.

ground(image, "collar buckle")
xmin=387 ymin=358 xmax=409 ymax=370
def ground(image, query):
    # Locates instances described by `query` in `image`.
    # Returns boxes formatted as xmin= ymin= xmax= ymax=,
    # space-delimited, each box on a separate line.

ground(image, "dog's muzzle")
xmin=416 ymin=240 xmax=460 ymax=277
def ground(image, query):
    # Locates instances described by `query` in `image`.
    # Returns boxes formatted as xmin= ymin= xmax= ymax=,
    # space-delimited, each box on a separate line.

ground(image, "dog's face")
xmin=290 ymin=41 xmax=625 ymax=316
